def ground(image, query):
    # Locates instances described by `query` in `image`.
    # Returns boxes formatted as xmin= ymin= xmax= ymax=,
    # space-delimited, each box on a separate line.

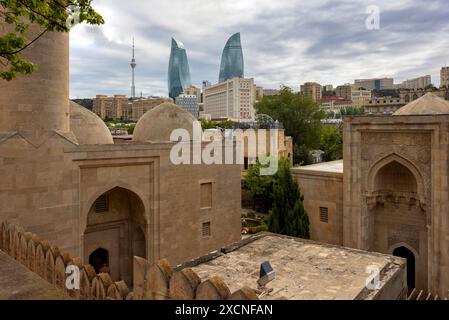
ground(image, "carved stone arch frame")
xmin=389 ymin=241 xmax=420 ymax=259
xmin=366 ymin=153 xmax=426 ymax=205
xmin=80 ymin=181 xmax=151 ymax=264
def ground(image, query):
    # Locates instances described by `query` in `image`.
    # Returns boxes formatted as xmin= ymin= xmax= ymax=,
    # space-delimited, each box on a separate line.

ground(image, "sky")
xmin=69 ymin=0 xmax=449 ymax=99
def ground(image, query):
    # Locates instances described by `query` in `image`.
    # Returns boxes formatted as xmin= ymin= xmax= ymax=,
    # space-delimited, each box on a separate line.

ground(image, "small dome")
xmin=133 ymin=102 xmax=196 ymax=142
xmin=70 ymin=101 xmax=114 ymax=145
xmin=393 ymin=93 xmax=449 ymax=116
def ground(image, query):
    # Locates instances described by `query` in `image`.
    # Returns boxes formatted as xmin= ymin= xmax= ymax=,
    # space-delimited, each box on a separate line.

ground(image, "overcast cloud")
xmin=69 ymin=0 xmax=449 ymax=98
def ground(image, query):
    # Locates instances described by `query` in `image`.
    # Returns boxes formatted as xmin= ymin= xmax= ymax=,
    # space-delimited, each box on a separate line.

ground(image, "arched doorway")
xmin=368 ymin=157 xmax=427 ymax=291
xmin=393 ymin=246 xmax=416 ymax=292
xmin=83 ymin=187 xmax=147 ymax=285
xmin=89 ymin=248 xmax=109 ymax=274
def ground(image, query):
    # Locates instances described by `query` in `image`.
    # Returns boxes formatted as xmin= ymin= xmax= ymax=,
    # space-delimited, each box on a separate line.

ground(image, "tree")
xmin=268 ymin=159 xmax=310 ymax=238
xmin=0 ymin=0 xmax=104 ymax=80
xmin=244 ymin=160 xmax=274 ymax=211
xmin=255 ymin=86 xmax=325 ymax=165
xmin=425 ymin=84 xmax=438 ymax=92
xmin=319 ymin=125 xmax=343 ymax=161
xmin=340 ymin=106 xmax=365 ymax=116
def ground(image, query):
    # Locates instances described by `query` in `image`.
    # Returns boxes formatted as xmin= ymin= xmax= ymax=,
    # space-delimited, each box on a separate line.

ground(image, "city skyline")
xmin=69 ymin=0 xmax=449 ymax=98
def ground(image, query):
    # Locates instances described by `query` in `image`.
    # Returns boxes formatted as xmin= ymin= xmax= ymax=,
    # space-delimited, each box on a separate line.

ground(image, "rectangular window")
xmin=202 ymin=222 xmax=211 ymax=237
xmin=95 ymin=195 xmax=109 ymax=213
xmin=200 ymin=183 xmax=213 ymax=209
xmin=320 ymin=207 xmax=329 ymax=223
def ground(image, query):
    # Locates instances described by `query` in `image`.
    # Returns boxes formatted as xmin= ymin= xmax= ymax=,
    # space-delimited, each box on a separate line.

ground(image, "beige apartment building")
xmin=335 ymin=84 xmax=352 ymax=100
xmin=354 ymin=78 xmax=394 ymax=91
xmin=300 ymin=82 xmax=322 ymax=102
xmin=93 ymin=95 xmax=171 ymax=121
xmin=203 ymin=77 xmax=256 ymax=122
xmin=395 ymin=75 xmax=431 ymax=90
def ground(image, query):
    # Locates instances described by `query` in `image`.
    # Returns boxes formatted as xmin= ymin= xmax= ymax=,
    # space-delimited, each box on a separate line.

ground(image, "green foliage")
xmin=255 ymin=86 xmax=325 ymax=165
xmin=200 ymin=119 xmax=236 ymax=130
xmin=72 ymin=98 xmax=93 ymax=110
xmin=0 ymin=0 xmax=104 ymax=80
xmin=319 ymin=125 xmax=343 ymax=161
xmin=268 ymin=159 xmax=310 ymax=238
xmin=425 ymin=84 xmax=438 ymax=92
xmin=127 ymin=124 xmax=136 ymax=135
xmin=244 ymin=160 xmax=274 ymax=210
xmin=340 ymin=107 xmax=365 ymax=116
xmin=255 ymin=224 xmax=268 ymax=233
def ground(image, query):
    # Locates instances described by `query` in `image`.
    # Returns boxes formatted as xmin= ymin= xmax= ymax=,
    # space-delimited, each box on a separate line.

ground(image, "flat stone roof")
xmin=187 ymin=233 xmax=405 ymax=300
xmin=293 ymin=160 xmax=344 ymax=174
xmin=0 ymin=251 xmax=70 ymax=300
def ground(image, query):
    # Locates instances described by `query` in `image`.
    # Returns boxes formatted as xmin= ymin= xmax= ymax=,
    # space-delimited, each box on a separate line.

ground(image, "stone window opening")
xmin=95 ymin=194 xmax=109 ymax=213
xmin=202 ymin=222 xmax=211 ymax=237
xmin=320 ymin=207 xmax=329 ymax=223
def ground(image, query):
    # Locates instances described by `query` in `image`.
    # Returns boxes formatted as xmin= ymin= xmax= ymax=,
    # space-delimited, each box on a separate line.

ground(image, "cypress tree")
xmin=269 ymin=159 xmax=310 ymax=239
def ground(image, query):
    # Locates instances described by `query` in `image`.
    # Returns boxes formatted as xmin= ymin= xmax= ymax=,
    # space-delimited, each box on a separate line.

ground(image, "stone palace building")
xmin=294 ymin=93 xmax=449 ymax=297
xmin=0 ymin=24 xmax=241 ymax=285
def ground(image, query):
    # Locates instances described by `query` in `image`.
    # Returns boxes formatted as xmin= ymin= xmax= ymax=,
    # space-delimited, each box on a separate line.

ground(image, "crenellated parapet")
xmin=0 ymin=221 xmax=258 ymax=300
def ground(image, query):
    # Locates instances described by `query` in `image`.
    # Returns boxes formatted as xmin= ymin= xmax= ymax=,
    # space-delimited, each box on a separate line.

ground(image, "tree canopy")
xmin=255 ymin=86 xmax=326 ymax=165
xmin=0 ymin=0 xmax=104 ymax=80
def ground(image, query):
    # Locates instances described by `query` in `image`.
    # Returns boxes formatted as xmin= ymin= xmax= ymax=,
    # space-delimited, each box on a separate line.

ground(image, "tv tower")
xmin=130 ymin=38 xmax=137 ymax=99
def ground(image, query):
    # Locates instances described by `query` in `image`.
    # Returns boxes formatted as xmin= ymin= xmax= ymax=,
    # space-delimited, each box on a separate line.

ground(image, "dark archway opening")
xmin=89 ymin=248 xmax=109 ymax=274
xmin=393 ymin=246 xmax=415 ymax=292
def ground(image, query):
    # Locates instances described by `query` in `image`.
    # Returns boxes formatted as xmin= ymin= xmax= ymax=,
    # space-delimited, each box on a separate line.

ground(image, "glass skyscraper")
xmin=219 ymin=33 xmax=244 ymax=83
xmin=168 ymin=38 xmax=192 ymax=99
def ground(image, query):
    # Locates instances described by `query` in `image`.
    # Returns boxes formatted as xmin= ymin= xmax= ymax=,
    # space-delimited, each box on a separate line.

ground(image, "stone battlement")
xmin=0 ymin=221 xmax=257 ymax=300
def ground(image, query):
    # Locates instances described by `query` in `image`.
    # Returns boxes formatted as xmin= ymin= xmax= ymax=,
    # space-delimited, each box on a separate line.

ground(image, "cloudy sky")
xmin=69 ymin=0 xmax=449 ymax=98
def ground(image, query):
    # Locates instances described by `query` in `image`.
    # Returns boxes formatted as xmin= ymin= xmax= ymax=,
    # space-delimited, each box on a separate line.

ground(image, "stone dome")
xmin=393 ymin=93 xmax=449 ymax=116
xmin=69 ymin=101 xmax=114 ymax=145
xmin=133 ymin=102 xmax=196 ymax=142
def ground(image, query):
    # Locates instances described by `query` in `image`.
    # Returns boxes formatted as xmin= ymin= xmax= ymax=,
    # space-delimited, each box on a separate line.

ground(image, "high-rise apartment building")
xmin=175 ymin=94 xmax=199 ymax=119
xmin=441 ymin=67 xmax=449 ymax=88
xmin=300 ymin=82 xmax=322 ymax=102
xmin=354 ymin=78 xmax=394 ymax=91
xmin=219 ymin=33 xmax=244 ymax=83
xmin=203 ymin=77 xmax=256 ymax=122
xmin=168 ymin=38 xmax=192 ymax=99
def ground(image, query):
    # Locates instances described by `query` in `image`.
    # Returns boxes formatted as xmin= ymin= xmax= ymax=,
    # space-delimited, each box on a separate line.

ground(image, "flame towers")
xmin=219 ymin=33 xmax=244 ymax=83
xmin=168 ymin=38 xmax=192 ymax=99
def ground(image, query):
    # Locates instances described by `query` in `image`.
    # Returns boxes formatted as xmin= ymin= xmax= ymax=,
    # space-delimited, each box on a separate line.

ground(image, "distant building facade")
xmin=441 ymin=67 xmax=449 ymax=88
xmin=351 ymin=87 xmax=372 ymax=108
xmin=395 ymin=75 xmax=431 ymax=90
xmin=335 ymin=85 xmax=352 ymax=100
xmin=263 ymin=89 xmax=280 ymax=96
xmin=203 ymin=77 xmax=256 ymax=122
xmin=300 ymin=82 xmax=322 ymax=102
xmin=320 ymin=96 xmax=352 ymax=113
xmin=354 ymin=78 xmax=394 ymax=91
xmin=219 ymin=33 xmax=244 ymax=83
xmin=175 ymin=94 xmax=199 ymax=118
xmin=93 ymin=95 xmax=171 ymax=121
xmin=168 ymin=38 xmax=192 ymax=99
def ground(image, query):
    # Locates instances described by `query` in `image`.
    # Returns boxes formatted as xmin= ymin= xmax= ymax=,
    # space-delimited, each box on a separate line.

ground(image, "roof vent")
xmin=257 ymin=261 xmax=275 ymax=288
